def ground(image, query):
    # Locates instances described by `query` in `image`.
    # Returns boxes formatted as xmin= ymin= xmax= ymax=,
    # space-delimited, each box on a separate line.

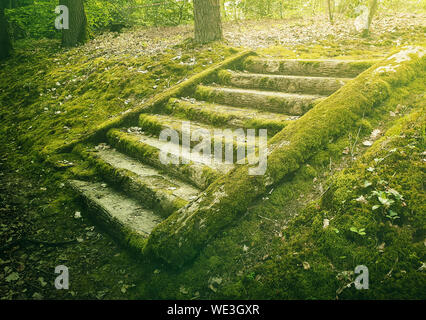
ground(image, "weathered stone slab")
xmin=69 ymin=180 xmax=163 ymax=240
xmin=166 ymin=98 xmax=292 ymax=135
xmin=106 ymin=128 xmax=231 ymax=190
xmin=195 ymin=85 xmax=322 ymax=115
xmin=76 ymin=146 xmax=200 ymax=217
xmin=219 ymin=70 xmax=349 ymax=95
xmin=244 ymin=57 xmax=375 ymax=78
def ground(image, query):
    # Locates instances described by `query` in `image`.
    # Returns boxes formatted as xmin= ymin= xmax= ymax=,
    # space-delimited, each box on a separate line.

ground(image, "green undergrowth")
xmin=0 ymin=36 xmax=237 ymax=298
xmin=133 ymin=70 xmax=425 ymax=300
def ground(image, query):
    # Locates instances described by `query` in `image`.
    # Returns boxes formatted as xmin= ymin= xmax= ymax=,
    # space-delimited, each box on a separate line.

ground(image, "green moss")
xmin=217 ymin=69 xmax=232 ymax=85
xmin=107 ymin=129 xmax=158 ymax=164
xmin=106 ymin=128 xmax=221 ymax=190
xmin=299 ymin=164 xmax=317 ymax=179
xmin=299 ymin=60 xmax=321 ymax=68
xmin=243 ymin=56 xmax=256 ymax=69
xmin=165 ymin=98 xmax=288 ymax=136
xmin=194 ymin=85 xmax=216 ymax=101
xmin=165 ymin=98 xmax=233 ymax=126
xmin=138 ymin=114 xmax=164 ymax=136
xmin=126 ymin=231 xmax=148 ymax=255
xmin=244 ymin=119 xmax=286 ymax=137
xmin=201 ymin=166 xmax=221 ymax=187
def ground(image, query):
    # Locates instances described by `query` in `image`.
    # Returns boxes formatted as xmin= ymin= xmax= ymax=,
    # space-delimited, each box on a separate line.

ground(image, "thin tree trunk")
xmin=361 ymin=0 xmax=378 ymax=37
xmin=0 ymin=0 xmax=12 ymax=59
xmin=367 ymin=0 xmax=378 ymax=30
xmin=327 ymin=0 xmax=334 ymax=24
xmin=193 ymin=0 xmax=223 ymax=44
xmin=60 ymin=0 xmax=87 ymax=47
xmin=220 ymin=0 xmax=226 ymax=20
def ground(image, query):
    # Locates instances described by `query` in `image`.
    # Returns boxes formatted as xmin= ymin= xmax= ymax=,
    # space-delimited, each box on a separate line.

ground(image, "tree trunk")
xmin=326 ymin=0 xmax=334 ymax=24
xmin=193 ymin=0 xmax=223 ymax=44
xmin=361 ymin=0 xmax=378 ymax=37
xmin=0 ymin=0 xmax=12 ymax=60
xmin=367 ymin=0 xmax=378 ymax=30
xmin=60 ymin=0 xmax=87 ymax=47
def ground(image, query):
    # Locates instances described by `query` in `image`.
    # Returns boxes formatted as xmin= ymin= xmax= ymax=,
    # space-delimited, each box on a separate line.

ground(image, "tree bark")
xmin=361 ymin=0 xmax=378 ymax=37
xmin=367 ymin=0 xmax=378 ymax=30
xmin=326 ymin=0 xmax=334 ymax=24
xmin=0 ymin=0 xmax=12 ymax=60
xmin=60 ymin=0 xmax=87 ymax=47
xmin=193 ymin=0 xmax=223 ymax=44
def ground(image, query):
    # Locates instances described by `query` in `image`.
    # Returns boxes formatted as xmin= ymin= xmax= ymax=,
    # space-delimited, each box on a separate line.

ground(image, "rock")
xmin=323 ymin=219 xmax=330 ymax=229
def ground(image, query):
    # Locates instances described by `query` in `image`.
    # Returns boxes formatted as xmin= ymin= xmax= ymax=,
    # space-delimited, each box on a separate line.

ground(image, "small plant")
xmin=372 ymin=190 xmax=395 ymax=208
xmin=386 ymin=210 xmax=400 ymax=221
xmin=246 ymin=272 xmax=256 ymax=280
xmin=370 ymin=188 xmax=403 ymax=222
xmin=350 ymin=227 xmax=366 ymax=236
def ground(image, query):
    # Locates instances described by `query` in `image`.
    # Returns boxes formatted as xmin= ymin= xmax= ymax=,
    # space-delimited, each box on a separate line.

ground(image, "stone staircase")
xmin=69 ymin=56 xmax=374 ymax=254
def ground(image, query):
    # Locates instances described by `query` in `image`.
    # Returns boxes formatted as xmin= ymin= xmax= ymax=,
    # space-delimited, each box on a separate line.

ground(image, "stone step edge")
xmin=217 ymin=69 xmax=350 ymax=95
xmin=68 ymin=179 xmax=158 ymax=254
xmin=106 ymin=128 xmax=224 ymax=190
xmin=243 ymin=57 xmax=377 ymax=78
xmin=195 ymin=85 xmax=323 ymax=115
xmin=137 ymin=113 xmax=266 ymax=157
xmin=164 ymin=98 xmax=290 ymax=137
xmin=73 ymin=144 xmax=198 ymax=218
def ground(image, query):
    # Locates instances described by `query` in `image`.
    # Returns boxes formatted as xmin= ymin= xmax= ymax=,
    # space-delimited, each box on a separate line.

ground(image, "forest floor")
xmin=0 ymin=13 xmax=425 ymax=299
xmin=68 ymin=12 xmax=426 ymax=58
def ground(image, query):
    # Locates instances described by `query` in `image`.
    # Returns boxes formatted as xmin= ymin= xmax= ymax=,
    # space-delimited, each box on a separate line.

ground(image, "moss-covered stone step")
xmin=76 ymin=146 xmax=200 ymax=218
xmin=195 ymin=85 xmax=322 ymax=115
xmin=138 ymin=113 xmax=261 ymax=160
xmin=218 ymin=69 xmax=350 ymax=95
xmin=69 ymin=180 xmax=163 ymax=242
xmin=244 ymin=57 xmax=375 ymax=78
xmin=106 ymin=128 xmax=232 ymax=190
xmin=165 ymin=98 xmax=291 ymax=136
